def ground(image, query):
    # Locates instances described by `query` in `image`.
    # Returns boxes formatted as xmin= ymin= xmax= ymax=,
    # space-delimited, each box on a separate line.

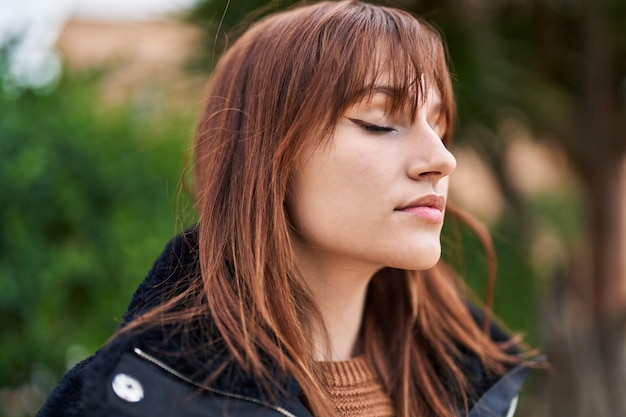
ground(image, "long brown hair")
xmin=126 ymin=2 xmax=522 ymax=416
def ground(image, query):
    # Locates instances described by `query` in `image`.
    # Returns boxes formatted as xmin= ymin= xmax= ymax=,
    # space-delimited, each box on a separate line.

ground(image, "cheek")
xmin=307 ymin=141 xmax=393 ymax=203
xmin=287 ymin=146 xmax=393 ymax=250
xmin=287 ymin=155 xmax=351 ymax=242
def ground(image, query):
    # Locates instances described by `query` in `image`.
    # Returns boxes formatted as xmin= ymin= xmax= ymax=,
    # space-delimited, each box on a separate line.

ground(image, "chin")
xmin=411 ymin=256 xmax=441 ymax=271
xmin=388 ymin=244 xmax=442 ymax=271
xmin=419 ymin=255 xmax=441 ymax=271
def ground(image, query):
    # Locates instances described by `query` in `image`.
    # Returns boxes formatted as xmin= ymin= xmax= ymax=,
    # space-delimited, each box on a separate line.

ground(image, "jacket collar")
xmin=117 ymin=227 xmax=302 ymax=407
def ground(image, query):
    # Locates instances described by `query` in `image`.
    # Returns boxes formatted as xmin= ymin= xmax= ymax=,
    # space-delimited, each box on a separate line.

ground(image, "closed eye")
xmin=347 ymin=118 xmax=395 ymax=133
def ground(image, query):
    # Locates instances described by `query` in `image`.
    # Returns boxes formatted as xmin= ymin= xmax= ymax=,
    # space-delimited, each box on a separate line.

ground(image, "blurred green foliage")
xmin=0 ymin=72 xmax=196 ymax=393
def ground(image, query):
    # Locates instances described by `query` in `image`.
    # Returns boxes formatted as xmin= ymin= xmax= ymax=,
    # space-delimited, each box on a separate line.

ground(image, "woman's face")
xmin=288 ymin=86 xmax=456 ymax=275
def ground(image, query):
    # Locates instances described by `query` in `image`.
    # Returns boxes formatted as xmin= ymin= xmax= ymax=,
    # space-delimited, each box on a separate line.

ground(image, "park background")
xmin=1 ymin=0 xmax=625 ymax=416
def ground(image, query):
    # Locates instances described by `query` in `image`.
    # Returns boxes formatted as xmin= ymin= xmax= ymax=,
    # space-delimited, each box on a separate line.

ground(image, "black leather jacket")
xmin=38 ymin=229 xmax=534 ymax=417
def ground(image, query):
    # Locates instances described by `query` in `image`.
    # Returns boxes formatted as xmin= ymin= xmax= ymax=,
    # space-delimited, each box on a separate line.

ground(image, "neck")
xmin=294 ymin=246 xmax=380 ymax=361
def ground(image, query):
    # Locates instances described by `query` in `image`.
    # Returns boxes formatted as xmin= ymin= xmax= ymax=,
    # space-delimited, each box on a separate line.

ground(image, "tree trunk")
xmin=538 ymin=0 xmax=626 ymax=415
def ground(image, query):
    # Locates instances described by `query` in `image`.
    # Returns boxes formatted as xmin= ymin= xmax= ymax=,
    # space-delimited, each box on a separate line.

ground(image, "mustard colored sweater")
xmin=317 ymin=356 xmax=395 ymax=417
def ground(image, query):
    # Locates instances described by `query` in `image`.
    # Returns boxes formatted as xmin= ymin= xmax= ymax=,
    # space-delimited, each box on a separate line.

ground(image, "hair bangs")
xmin=331 ymin=4 xmax=456 ymax=143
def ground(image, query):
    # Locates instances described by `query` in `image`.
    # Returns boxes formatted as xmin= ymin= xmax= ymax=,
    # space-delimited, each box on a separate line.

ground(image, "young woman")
xmin=38 ymin=1 xmax=536 ymax=416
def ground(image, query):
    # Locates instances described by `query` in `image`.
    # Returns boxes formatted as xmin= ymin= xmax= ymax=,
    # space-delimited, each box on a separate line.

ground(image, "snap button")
xmin=111 ymin=373 xmax=144 ymax=403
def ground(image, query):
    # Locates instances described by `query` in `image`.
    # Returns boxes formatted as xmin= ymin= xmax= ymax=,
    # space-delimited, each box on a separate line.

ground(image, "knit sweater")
xmin=318 ymin=356 xmax=394 ymax=417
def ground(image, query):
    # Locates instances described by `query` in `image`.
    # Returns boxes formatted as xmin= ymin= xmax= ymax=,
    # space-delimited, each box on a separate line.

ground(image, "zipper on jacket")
xmin=133 ymin=348 xmax=300 ymax=417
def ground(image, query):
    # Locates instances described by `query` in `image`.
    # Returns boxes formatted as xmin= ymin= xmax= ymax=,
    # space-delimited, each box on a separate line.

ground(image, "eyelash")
xmin=348 ymin=118 xmax=395 ymax=133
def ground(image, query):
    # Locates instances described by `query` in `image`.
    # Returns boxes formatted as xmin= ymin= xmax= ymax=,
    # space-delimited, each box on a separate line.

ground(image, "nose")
xmin=407 ymin=126 xmax=457 ymax=181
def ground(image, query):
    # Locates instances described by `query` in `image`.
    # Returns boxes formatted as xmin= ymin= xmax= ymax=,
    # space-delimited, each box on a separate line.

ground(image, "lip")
xmin=395 ymin=194 xmax=446 ymax=223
